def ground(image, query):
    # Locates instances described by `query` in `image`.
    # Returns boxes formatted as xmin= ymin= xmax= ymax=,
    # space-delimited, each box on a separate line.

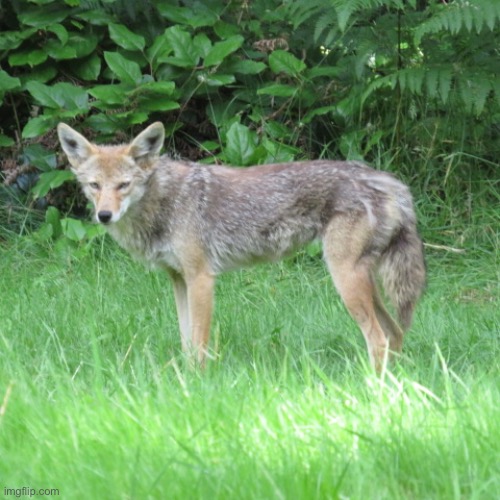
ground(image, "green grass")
xmin=0 ymin=229 xmax=498 ymax=499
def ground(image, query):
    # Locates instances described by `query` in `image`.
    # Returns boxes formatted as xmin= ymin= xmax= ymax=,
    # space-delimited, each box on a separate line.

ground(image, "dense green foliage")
xmin=0 ymin=0 xmax=499 ymax=231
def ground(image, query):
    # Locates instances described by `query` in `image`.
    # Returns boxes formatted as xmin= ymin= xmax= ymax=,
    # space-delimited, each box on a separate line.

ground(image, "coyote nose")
xmin=97 ymin=210 xmax=113 ymax=224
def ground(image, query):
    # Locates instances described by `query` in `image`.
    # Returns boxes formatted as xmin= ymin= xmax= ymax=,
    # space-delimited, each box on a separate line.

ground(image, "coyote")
xmin=57 ymin=122 xmax=426 ymax=371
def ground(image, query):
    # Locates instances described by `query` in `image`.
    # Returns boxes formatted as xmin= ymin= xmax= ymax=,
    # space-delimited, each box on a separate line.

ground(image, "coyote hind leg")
xmin=323 ymin=216 xmax=393 ymax=372
xmin=372 ymin=280 xmax=404 ymax=355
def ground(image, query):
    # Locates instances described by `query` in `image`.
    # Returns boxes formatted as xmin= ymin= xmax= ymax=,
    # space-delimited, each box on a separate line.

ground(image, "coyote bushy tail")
xmin=379 ymin=223 xmax=426 ymax=331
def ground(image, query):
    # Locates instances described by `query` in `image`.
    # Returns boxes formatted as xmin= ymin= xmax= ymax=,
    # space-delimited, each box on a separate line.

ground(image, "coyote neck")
xmin=106 ymin=168 xmax=177 ymax=261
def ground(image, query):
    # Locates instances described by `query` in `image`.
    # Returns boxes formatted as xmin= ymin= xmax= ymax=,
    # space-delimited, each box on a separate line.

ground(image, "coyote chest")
xmin=106 ymin=217 xmax=181 ymax=271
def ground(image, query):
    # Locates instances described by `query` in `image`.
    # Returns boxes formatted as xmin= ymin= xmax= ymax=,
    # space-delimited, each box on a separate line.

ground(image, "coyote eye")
xmin=89 ymin=182 xmax=100 ymax=190
xmin=117 ymin=182 xmax=130 ymax=190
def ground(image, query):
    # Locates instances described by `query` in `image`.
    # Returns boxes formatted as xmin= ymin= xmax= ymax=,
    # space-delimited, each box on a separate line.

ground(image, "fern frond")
xmin=481 ymin=0 xmax=500 ymax=31
xmin=363 ymin=65 xmax=497 ymax=116
xmin=313 ymin=9 xmax=339 ymax=46
xmin=284 ymin=0 xmax=325 ymax=30
xmin=458 ymin=76 xmax=494 ymax=116
xmin=425 ymin=68 xmax=440 ymax=100
xmin=402 ymin=68 xmax=425 ymax=95
xmin=492 ymin=81 xmax=500 ymax=108
xmin=362 ymin=73 xmax=398 ymax=105
xmin=330 ymin=0 xmax=390 ymax=33
xmin=415 ymin=0 xmax=500 ymax=44
xmin=437 ymin=69 xmax=453 ymax=105
xmin=332 ymin=0 xmax=365 ymax=33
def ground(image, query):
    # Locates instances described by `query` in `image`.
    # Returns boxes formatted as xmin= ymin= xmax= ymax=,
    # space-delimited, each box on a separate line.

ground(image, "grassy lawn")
xmin=0 ymin=229 xmax=498 ymax=499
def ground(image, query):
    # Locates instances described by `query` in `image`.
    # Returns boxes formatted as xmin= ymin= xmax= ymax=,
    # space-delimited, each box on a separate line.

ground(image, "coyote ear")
xmin=128 ymin=122 xmax=165 ymax=167
xmin=57 ymin=123 xmax=96 ymax=169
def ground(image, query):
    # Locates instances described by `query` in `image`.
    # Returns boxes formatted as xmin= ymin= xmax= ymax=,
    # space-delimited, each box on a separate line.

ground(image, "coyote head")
xmin=57 ymin=122 xmax=165 ymax=224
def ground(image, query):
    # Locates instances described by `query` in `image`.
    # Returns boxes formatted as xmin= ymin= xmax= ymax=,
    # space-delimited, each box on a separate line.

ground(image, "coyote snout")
xmin=97 ymin=211 xmax=113 ymax=224
xmin=58 ymin=121 xmax=426 ymax=372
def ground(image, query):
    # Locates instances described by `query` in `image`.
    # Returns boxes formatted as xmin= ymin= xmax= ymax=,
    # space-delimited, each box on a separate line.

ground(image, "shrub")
xmin=0 ymin=0 xmax=498 ymax=237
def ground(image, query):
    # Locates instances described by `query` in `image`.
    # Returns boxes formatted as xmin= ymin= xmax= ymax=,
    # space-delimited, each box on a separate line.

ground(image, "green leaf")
xmin=26 ymin=82 xmax=62 ymax=108
xmin=9 ymin=50 xmax=48 ymax=67
xmin=104 ymin=52 xmax=142 ymax=84
xmin=263 ymin=121 xmax=292 ymax=140
xmin=204 ymin=35 xmax=244 ymax=67
xmin=19 ymin=5 xmax=71 ymax=27
xmin=137 ymin=98 xmax=180 ymax=112
xmin=306 ymin=66 xmax=341 ymax=79
xmin=47 ymin=24 xmax=69 ymax=44
xmin=193 ymin=33 xmax=213 ymax=59
xmin=340 ymin=130 xmax=365 ymax=161
xmin=115 ymin=112 xmax=149 ymax=125
xmin=75 ymin=10 xmax=116 ymax=26
xmin=302 ymin=105 xmax=338 ymax=124
xmin=126 ymin=81 xmax=178 ymax=110
xmin=224 ymin=123 xmax=258 ymax=166
xmin=105 ymin=111 xmax=149 ymax=129
xmin=200 ymin=140 xmax=219 ymax=152
xmin=19 ymin=65 xmax=57 ymax=86
xmin=72 ymin=53 xmax=101 ymax=81
xmin=23 ymin=144 xmax=57 ymax=172
xmin=261 ymin=138 xmax=296 ymax=164
xmin=0 ymin=134 xmax=15 ymax=147
xmin=156 ymin=2 xmax=219 ymax=28
xmin=22 ymin=116 xmax=57 ymax=138
xmin=44 ymin=34 xmax=99 ymax=61
xmin=198 ymin=73 xmax=235 ymax=87
xmin=43 ymin=39 xmax=77 ymax=60
xmin=61 ymin=218 xmax=88 ymax=241
xmin=26 ymin=82 xmax=89 ymax=110
xmin=34 ymin=221 xmax=54 ymax=242
xmin=226 ymin=60 xmax=266 ymax=75
xmin=84 ymin=113 xmax=122 ymax=134
xmin=72 ymin=34 xmax=100 ymax=58
xmin=163 ymin=26 xmax=200 ymax=68
xmin=89 ymin=84 xmax=132 ymax=106
xmin=22 ymin=1 xmax=60 ymax=5
xmin=269 ymin=50 xmax=306 ymax=76
xmin=146 ymin=33 xmax=173 ymax=67
xmin=45 ymin=206 xmax=62 ymax=240
xmin=214 ymin=20 xmax=241 ymax=39
xmin=109 ymin=23 xmax=146 ymax=52
xmin=257 ymin=84 xmax=297 ymax=97
xmin=0 ymin=29 xmax=37 ymax=51
xmin=32 ymin=170 xmax=75 ymax=198
xmin=0 ymin=70 xmax=21 ymax=92
xmin=129 ymin=81 xmax=175 ymax=97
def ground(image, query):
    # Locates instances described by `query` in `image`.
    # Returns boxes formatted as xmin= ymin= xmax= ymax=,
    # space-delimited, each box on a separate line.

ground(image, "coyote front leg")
xmin=169 ymin=269 xmax=215 ymax=365
xmin=186 ymin=271 xmax=215 ymax=366
xmin=168 ymin=270 xmax=190 ymax=352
